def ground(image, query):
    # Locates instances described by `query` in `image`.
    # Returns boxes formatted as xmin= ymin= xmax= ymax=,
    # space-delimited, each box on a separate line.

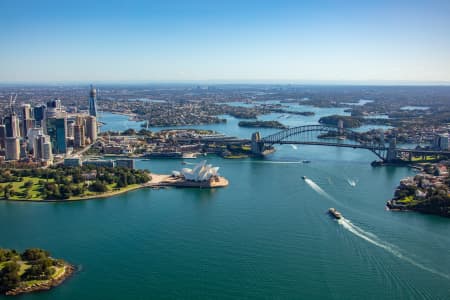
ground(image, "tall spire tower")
xmin=88 ymin=85 xmax=98 ymax=117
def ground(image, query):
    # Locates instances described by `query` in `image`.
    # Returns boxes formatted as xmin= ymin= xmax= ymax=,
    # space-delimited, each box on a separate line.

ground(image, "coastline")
xmin=0 ymin=184 xmax=147 ymax=203
xmin=0 ymin=174 xmax=229 ymax=203
xmin=5 ymin=263 xmax=75 ymax=296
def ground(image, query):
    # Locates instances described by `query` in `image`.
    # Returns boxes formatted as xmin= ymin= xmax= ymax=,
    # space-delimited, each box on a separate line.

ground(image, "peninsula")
xmin=0 ymin=248 xmax=74 ymax=296
xmin=387 ymin=162 xmax=450 ymax=218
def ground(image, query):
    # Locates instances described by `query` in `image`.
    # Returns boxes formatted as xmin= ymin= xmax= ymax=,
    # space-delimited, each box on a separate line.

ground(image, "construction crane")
xmin=9 ymin=93 xmax=17 ymax=114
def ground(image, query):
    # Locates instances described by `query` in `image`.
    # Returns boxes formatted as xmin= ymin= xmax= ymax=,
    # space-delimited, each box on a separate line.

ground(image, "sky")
xmin=0 ymin=0 xmax=450 ymax=84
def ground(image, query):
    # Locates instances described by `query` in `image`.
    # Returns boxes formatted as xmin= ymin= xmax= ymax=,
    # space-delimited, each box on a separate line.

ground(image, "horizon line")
xmin=1 ymin=79 xmax=450 ymax=87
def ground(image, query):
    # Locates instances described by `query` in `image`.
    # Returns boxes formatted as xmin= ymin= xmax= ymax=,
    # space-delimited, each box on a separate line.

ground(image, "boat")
xmin=181 ymin=161 xmax=187 ymax=165
xmin=182 ymin=153 xmax=197 ymax=159
xmin=328 ymin=208 xmax=342 ymax=219
xmin=302 ymin=160 xmax=311 ymax=163
xmin=302 ymin=176 xmax=307 ymax=180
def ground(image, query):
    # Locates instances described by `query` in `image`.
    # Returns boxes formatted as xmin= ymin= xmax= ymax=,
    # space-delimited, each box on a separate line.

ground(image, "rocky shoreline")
xmin=5 ymin=263 xmax=75 ymax=296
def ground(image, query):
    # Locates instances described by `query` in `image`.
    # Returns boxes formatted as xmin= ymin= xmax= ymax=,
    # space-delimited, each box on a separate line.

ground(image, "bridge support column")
xmin=251 ymin=132 xmax=265 ymax=155
xmin=385 ymin=137 xmax=398 ymax=162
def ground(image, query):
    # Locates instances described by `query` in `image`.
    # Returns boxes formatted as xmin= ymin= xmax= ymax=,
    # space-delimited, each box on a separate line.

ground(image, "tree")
xmin=0 ymin=261 xmax=20 ymax=291
xmin=89 ymin=181 xmax=108 ymax=193
xmin=21 ymin=248 xmax=50 ymax=261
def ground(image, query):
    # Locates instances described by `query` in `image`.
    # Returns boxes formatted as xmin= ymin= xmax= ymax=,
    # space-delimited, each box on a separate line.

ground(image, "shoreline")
xmin=4 ymin=263 xmax=75 ymax=296
xmin=0 ymin=184 xmax=147 ymax=203
xmin=0 ymin=174 xmax=229 ymax=203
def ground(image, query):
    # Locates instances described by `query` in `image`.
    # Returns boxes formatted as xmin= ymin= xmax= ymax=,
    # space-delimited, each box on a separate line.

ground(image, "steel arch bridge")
xmin=254 ymin=124 xmax=390 ymax=161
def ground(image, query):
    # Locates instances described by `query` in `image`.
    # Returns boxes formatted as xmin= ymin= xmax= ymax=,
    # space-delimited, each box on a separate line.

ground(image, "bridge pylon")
xmin=251 ymin=132 xmax=265 ymax=155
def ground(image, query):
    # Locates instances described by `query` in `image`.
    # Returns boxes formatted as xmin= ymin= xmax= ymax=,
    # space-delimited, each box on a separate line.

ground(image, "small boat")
xmin=328 ymin=208 xmax=342 ymax=219
xmin=182 ymin=153 xmax=197 ymax=159
xmin=302 ymin=176 xmax=307 ymax=180
xmin=181 ymin=161 xmax=187 ymax=165
xmin=302 ymin=160 xmax=311 ymax=163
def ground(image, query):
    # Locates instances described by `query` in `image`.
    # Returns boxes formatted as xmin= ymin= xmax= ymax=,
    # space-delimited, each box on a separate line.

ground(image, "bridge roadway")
xmin=275 ymin=140 xmax=385 ymax=150
xmin=274 ymin=140 xmax=450 ymax=155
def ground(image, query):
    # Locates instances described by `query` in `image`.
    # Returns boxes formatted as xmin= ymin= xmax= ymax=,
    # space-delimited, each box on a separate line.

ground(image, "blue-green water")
xmin=1 ymin=107 xmax=450 ymax=299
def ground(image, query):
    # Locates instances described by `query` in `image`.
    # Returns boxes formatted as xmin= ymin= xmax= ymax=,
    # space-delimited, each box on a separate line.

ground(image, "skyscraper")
xmin=85 ymin=115 xmax=97 ymax=143
xmin=88 ymin=85 xmax=98 ymax=117
xmin=46 ymin=117 xmax=67 ymax=154
xmin=34 ymin=134 xmax=53 ymax=162
xmin=74 ymin=124 xmax=85 ymax=148
xmin=5 ymin=137 xmax=20 ymax=160
xmin=21 ymin=104 xmax=34 ymax=137
xmin=33 ymin=104 xmax=46 ymax=128
xmin=46 ymin=99 xmax=62 ymax=118
xmin=4 ymin=113 xmax=20 ymax=138
xmin=0 ymin=125 xmax=5 ymax=149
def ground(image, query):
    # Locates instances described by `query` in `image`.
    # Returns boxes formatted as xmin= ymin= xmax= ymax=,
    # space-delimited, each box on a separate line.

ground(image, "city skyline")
xmin=1 ymin=0 xmax=450 ymax=83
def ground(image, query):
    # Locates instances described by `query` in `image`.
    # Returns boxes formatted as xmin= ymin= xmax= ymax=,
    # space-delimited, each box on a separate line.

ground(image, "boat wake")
xmin=338 ymin=217 xmax=450 ymax=280
xmin=346 ymin=178 xmax=358 ymax=187
xmin=303 ymin=177 xmax=450 ymax=281
xmin=252 ymin=160 xmax=304 ymax=164
xmin=303 ymin=178 xmax=335 ymax=202
xmin=290 ymin=145 xmax=298 ymax=150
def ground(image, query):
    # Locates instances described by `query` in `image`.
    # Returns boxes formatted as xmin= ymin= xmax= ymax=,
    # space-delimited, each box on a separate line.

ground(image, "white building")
xmin=173 ymin=160 xmax=220 ymax=181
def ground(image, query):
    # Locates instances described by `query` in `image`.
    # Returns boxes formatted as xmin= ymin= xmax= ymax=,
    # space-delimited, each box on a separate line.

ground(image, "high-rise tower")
xmin=88 ymin=85 xmax=98 ymax=117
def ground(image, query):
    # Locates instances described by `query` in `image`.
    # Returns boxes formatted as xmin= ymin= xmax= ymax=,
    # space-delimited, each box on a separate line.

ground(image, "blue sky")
xmin=1 ymin=0 xmax=449 ymax=83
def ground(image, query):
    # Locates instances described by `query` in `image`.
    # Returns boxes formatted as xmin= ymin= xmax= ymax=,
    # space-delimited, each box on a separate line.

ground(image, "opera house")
xmin=171 ymin=161 xmax=229 ymax=188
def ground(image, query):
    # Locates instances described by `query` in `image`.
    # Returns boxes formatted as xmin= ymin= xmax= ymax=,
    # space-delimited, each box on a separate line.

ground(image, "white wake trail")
xmin=339 ymin=218 xmax=450 ymax=281
xmin=290 ymin=145 xmax=298 ymax=150
xmin=302 ymin=177 xmax=450 ymax=280
xmin=346 ymin=178 xmax=358 ymax=187
xmin=304 ymin=178 xmax=335 ymax=202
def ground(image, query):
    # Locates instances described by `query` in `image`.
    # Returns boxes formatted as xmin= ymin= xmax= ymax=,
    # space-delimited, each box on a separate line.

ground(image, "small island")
xmin=0 ymin=165 xmax=151 ymax=201
xmin=238 ymin=120 xmax=287 ymax=129
xmin=318 ymin=115 xmax=362 ymax=128
xmin=0 ymin=248 xmax=74 ymax=296
xmin=387 ymin=163 xmax=450 ymax=218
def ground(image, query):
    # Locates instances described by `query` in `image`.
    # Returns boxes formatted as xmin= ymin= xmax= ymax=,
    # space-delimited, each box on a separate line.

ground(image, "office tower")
xmin=4 ymin=113 xmax=20 ymax=138
xmin=85 ymin=115 xmax=97 ymax=143
xmin=0 ymin=125 xmax=5 ymax=149
xmin=5 ymin=137 xmax=20 ymax=160
xmin=74 ymin=124 xmax=85 ymax=148
xmin=88 ymin=85 xmax=98 ymax=117
xmin=46 ymin=99 xmax=63 ymax=118
xmin=34 ymin=134 xmax=53 ymax=162
xmin=67 ymin=120 xmax=75 ymax=139
xmin=26 ymin=127 xmax=43 ymax=151
xmin=46 ymin=117 xmax=67 ymax=154
xmin=33 ymin=104 xmax=46 ymax=127
xmin=21 ymin=104 xmax=34 ymax=137
xmin=20 ymin=140 xmax=28 ymax=159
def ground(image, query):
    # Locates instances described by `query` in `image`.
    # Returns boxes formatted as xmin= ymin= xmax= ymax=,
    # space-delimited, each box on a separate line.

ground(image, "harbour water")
xmin=1 ymin=105 xmax=449 ymax=299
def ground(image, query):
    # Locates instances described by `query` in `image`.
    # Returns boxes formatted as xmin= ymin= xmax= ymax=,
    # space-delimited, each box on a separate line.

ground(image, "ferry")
xmin=328 ymin=208 xmax=342 ymax=219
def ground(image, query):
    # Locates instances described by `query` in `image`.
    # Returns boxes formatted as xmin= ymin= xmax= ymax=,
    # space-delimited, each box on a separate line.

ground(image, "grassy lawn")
xmin=0 ymin=176 xmax=142 ymax=201
xmin=1 ymin=258 xmax=67 ymax=288
xmin=397 ymin=195 xmax=420 ymax=205
xmin=0 ymin=177 xmax=55 ymax=201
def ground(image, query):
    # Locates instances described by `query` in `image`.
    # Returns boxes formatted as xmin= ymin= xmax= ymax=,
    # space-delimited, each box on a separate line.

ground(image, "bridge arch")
xmin=253 ymin=124 xmax=389 ymax=161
